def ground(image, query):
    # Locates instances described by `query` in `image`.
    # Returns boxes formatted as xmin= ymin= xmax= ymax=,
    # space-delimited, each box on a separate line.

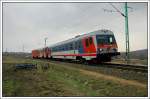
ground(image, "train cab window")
xmin=86 ymin=38 xmax=89 ymax=47
xmin=109 ymin=37 xmax=113 ymax=44
xmin=96 ymin=35 xmax=115 ymax=45
xmin=89 ymin=37 xmax=93 ymax=44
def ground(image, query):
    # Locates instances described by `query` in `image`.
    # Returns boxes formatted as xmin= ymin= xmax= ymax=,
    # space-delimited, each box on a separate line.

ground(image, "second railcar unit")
xmin=32 ymin=29 xmax=120 ymax=62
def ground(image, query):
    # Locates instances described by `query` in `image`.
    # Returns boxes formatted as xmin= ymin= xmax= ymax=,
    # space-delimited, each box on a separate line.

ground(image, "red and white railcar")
xmin=32 ymin=29 xmax=120 ymax=62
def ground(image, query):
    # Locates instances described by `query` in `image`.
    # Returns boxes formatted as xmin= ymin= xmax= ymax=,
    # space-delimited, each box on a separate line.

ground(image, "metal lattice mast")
xmin=104 ymin=3 xmax=130 ymax=64
xmin=125 ymin=2 xmax=130 ymax=63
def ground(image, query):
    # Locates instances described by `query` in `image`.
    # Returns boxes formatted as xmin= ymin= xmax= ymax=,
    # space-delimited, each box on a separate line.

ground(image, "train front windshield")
xmin=96 ymin=35 xmax=116 ymax=45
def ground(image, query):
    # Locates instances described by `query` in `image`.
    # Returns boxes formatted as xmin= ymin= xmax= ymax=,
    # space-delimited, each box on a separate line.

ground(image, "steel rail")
xmin=33 ymin=58 xmax=148 ymax=73
xmin=99 ymin=63 xmax=148 ymax=72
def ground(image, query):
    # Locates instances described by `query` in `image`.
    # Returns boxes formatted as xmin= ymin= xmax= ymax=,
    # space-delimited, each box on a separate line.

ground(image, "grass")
xmin=48 ymin=60 xmax=148 ymax=84
xmin=45 ymin=63 xmax=147 ymax=96
xmin=2 ymin=55 xmax=148 ymax=97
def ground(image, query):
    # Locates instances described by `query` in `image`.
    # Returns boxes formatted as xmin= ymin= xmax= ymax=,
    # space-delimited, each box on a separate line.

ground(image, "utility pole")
xmin=103 ymin=2 xmax=131 ymax=64
xmin=44 ymin=37 xmax=48 ymax=48
xmin=125 ymin=2 xmax=130 ymax=63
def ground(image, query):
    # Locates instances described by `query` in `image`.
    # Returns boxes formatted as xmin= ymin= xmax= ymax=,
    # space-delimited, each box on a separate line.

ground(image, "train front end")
xmin=95 ymin=30 xmax=120 ymax=62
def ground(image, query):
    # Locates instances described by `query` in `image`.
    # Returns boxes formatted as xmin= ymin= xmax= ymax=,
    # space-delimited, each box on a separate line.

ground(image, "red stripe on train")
xmin=53 ymin=53 xmax=97 ymax=56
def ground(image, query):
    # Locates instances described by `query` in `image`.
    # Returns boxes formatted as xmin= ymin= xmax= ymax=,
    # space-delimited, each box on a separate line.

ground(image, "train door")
xmin=83 ymin=36 xmax=96 ymax=53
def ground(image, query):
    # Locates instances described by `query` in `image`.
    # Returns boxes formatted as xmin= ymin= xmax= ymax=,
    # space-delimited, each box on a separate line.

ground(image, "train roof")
xmin=33 ymin=29 xmax=114 ymax=50
xmin=48 ymin=29 xmax=114 ymax=48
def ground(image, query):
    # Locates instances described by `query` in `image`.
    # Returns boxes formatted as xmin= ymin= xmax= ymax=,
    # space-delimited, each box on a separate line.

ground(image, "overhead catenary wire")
xmin=103 ymin=3 xmax=131 ymax=64
xmin=109 ymin=3 xmax=126 ymax=17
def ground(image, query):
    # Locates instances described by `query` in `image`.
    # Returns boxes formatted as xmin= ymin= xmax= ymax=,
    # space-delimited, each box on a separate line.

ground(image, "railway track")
xmin=99 ymin=63 xmax=148 ymax=72
xmin=74 ymin=61 xmax=148 ymax=73
xmin=33 ymin=58 xmax=148 ymax=73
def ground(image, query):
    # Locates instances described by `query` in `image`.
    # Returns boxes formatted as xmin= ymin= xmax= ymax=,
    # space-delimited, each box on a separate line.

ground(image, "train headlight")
xmin=99 ymin=48 xmax=103 ymax=51
xmin=97 ymin=48 xmax=103 ymax=54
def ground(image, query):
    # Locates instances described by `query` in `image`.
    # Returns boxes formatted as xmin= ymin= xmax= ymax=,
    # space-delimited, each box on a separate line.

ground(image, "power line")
xmin=103 ymin=3 xmax=131 ymax=64
xmin=109 ymin=3 xmax=126 ymax=17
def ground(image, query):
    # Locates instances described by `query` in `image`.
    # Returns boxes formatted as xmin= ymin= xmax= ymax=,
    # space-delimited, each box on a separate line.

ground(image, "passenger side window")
xmin=65 ymin=44 xmax=68 ymax=51
xmin=78 ymin=40 xmax=81 ymax=48
xmin=70 ymin=43 xmax=73 ymax=50
xmin=86 ymin=38 xmax=89 ymax=47
xmin=63 ymin=45 xmax=65 ymax=51
xmin=75 ymin=41 xmax=78 ymax=49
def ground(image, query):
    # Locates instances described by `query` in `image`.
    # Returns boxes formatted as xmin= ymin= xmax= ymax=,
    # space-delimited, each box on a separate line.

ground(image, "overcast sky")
xmin=2 ymin=2 xmax=147 ymax=52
